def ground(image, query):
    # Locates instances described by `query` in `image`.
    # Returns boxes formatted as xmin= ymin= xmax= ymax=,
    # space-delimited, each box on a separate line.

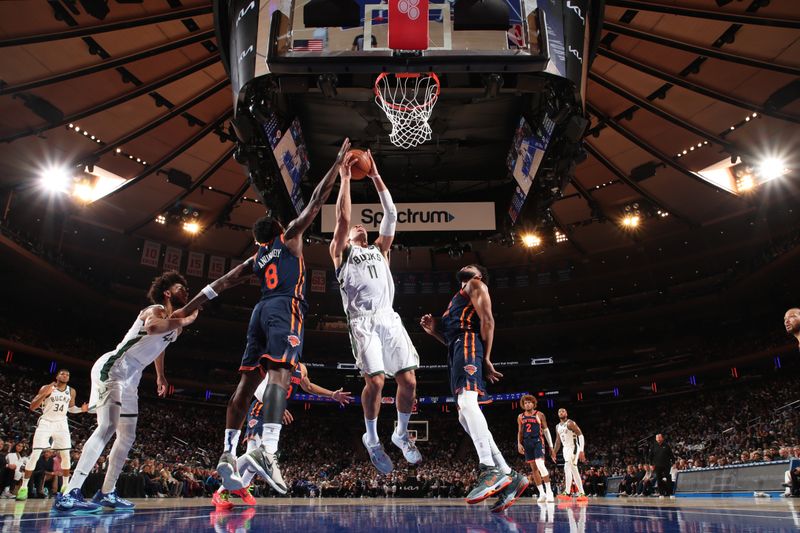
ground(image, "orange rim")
xmin=374 ymin=72 xmax=440 ymax=113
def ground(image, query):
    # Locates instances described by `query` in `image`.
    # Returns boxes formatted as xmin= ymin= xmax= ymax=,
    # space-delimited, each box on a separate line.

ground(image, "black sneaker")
xmin=242 ymin=447 xmax=288 ymax=495
xmin=490 ymin=471 xmax=530 ymax=513
xmin=466 ymin=464 xmax=512 ymax=504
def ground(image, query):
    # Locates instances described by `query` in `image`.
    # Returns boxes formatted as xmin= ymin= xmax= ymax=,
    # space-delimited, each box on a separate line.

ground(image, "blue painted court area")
xmin=2 ymin=499 xmax=799 ymax=532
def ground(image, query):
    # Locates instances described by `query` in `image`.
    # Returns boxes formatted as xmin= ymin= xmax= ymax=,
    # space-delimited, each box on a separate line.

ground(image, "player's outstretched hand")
xmin=339 ymin=151 xmax=356 ymax=181
xmin=420 ymin=314 xmax=435 ymax=335
xmin=331 ymin=388 xmax=354 ymax=405
xmin=335 ymin=138 xmax=351 ymax=165
xmin=484 ymin=360 xmax=503 ymax=383
xmin=282 ymin=409 xmax=294 ymax=425
xmin=366 ymin=149 xmax=380 ymax=178
xmin=80 ymin=402 xmax=89 ymax=413
xmin=517 ymin=443 xmax=525 ymax=455
xmin=578 ymin=451 xmax=586 ymax=463
xmin=157 ymin=376 xmax=169 ymax=397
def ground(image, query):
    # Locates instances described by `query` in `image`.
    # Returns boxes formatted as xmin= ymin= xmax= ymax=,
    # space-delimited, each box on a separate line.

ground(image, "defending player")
xmin=175 ymin=139 xmax=352 ymax=495
xmin=517 ymin=395 xmax=555 ymax=502
xmin=553 ymin=407 xmax=587 ymax=501
xmin=54 ymin=271 xmax=197 ymax=514
xmin=212 ymin=363 xmax=353 ymax=509
xmin=421 ymin=265 xmax=528 ymax=513
xmin=330 ymin=149 xmax=421 ymax=474
xmin=17 ymin=369 xmax=88 ymax=501
xmin=785 ymin=308 xmax=800 ymax=349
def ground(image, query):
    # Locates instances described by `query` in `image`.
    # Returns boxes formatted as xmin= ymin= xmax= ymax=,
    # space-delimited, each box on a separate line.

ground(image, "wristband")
xmin=201 ymin=285 xmax=218 ymax=300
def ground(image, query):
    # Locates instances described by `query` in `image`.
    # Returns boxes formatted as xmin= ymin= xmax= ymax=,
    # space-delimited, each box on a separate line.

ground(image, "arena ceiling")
xmin=0 ymin=0 xmax=798 ymax=267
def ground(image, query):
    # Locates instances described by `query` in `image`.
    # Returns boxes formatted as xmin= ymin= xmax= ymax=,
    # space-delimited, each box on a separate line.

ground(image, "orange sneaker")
xmin=576 ymin=493 xmax=589 ymax=502
xmin=212 ymin=490 xmax=234 ymax=510
xmin=231 ymin=487 xmax=257 ymax=506
xmin=557 ymin=493 xmax=573 ymax=501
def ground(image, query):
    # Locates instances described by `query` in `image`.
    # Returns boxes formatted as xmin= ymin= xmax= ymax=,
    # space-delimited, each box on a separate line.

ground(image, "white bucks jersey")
xmin=337 ymin=244 xmax=394 ymax=316
xmin=40 ymin=386 xmax=71 ymax=422
xmin=557 ymin=420 xmax=578 ymax=451
xmin=102 ymin=305 xmax=179 ymax=379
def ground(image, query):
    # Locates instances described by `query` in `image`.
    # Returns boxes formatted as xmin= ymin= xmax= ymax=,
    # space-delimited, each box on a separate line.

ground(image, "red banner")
xmin=389 ymin=0 xmax=428 ymax=50
xmin=140 ymin=241 xmax=161 ymax=268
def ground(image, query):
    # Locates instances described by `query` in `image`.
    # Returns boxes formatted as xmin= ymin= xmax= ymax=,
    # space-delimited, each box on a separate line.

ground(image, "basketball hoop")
xmin=374 ymin=72 xmax=440 ymax=149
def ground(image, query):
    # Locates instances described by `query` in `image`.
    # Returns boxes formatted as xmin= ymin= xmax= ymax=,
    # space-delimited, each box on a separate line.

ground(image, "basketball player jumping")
xmin=53 ymin=271 xmax=197 ymax=514
xmin=785 ymin=308 xmax=800 ymax=349
xmin=517 ymin=395 xmax=555 ymax=502
xmin=175 ymin=139 xmax=352 ymax=495
xmin=16 ymin=369 xmax=88 ymax=501
xmin=330 ymin=149 xmax=422 ymax=474
xmin=553 ymin=407 xmax=587 ymax=501
xmin=421 ymin=265 xmax=528 ymax=513
xmin=212 ymin=362 xmax=353 ymax=509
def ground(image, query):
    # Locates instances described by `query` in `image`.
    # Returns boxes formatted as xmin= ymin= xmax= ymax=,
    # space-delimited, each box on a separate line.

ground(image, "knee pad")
xmin=59 ymin=450 xmax=71 ymax=471
xmin=535 ymin=458 xmax=549 ymax=477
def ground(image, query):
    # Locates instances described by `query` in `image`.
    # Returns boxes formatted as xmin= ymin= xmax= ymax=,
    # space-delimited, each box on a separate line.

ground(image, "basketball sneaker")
xmin=92 ymin=489 xmax=135 ymax=510
xmin=490 ymin=471 xmax=529 ymax=513
xmin=212 ymin=489 xmax=234 ymax=510
xmin=557 ymin=493 xmax=572 ymax=501
xmin=362 ymin=434 xmax=394 ymax=474
xmin=465 ymin=464 xmax=512 ymax=504
xmin=231 ymin=487 xmax=257 ymax=506
xmin=52 ymin=488 xmax=103 ymax=514
xmin=15 ymin=487 xmax=27 ymax=501
xmin=242 ymin=447 xmax=287 ymax=495
xmin=216 ymin=452 xmax=244 ymax=491
xmin=576 ymin=493 xmax=588 ymax=502
xmin=390 ymin=432 xmax=422 ymax=464
xmin=537 ymin=490 xmax=547 ymax=503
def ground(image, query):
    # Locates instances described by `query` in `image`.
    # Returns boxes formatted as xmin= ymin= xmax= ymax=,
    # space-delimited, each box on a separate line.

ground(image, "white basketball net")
xmin=374 ymin=73 xmax=440 ymax=149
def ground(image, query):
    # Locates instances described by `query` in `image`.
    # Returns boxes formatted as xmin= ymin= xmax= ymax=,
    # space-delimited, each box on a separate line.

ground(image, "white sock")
xmin=457 ymin=391 xmax=494 ymax=467
xmin=544 ymin=481 xmax=552 ymax=495
xmin=224 ymin=429 xmax=241 ymax=454
xmin=395 ymin=411 xmax=411 ymax=437
xmin=364 ymin=417 xmax=379 ymax=446
xmin=564 ymin=466 xmax=573 ymax=494
xmin=22 ymin=476 xmax=31 ymax=489
xmin=571 ymin=464 xmax=585 ymax=494
xmin=488 ymin=434 xmax=511 ymax=475
xmin=261 ymin=423 xmax=281 ymax=454
xmin=537 ymin=484 xmax=544 ymax=495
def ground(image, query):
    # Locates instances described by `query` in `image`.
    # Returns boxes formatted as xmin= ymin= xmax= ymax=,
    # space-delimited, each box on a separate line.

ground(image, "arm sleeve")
xmin=378 ymin=189 xmax=397 ymax=237
xmin=577 ymin=434 xmax=585 ymax=454
xmin=68 ymin=406 xmax=83 ymax=414
xmin=543 ymin=428 xmax=554 ymax=449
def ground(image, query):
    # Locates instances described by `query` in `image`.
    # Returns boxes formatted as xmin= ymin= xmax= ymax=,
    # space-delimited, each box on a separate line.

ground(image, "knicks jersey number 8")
xmin=265 ymin=264 xmax=279 ymax=289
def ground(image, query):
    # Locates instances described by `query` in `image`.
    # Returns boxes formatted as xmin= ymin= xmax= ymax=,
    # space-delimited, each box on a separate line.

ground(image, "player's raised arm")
xmin=330 ymin=151 xmax=356 ymax=267
xmin=366 ymin=150 xmax=397 ymax=256
xmin=285 ymin=138 xmax=351 ymax=248
xmin=464 ymin=278 xmax=500 ymax=383
xmin=297 ymin=364 xmax=354 ymax=405
xmin=174 ymin=258 xmax=256 ymax=317
xmin=144 ymin=304 xmax=197 ymax=335
xmin=67 ymin=387 xmax=88 ymax=414
xmin=420 ymin=314 xmax=446 ymax=345
xmin=29 ymin=384 xmax=54 ymax=411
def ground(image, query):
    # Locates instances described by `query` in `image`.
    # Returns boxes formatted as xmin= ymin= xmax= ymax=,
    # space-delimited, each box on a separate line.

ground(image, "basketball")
xmin=347 ymin=149 xmax=372 ymax=180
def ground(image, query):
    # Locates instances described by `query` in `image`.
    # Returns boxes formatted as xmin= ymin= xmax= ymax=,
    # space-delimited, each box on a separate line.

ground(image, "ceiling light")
xmin=72 ymin=182 xmax=95 ymax=203
xmin=155 ymin=215 xmax=166 ymax=225
xmin=521 ymin=233 xmax=541 ymax=248
xmin=554 ymin=230 xmax=568 ymax=243
xmin=115 ymin=147 xmax=121 ymax=153
xmin=183 ymin=221 xmax=201 ymax=234
xmin=757 ymin=157 xmax=788 ymax=181
xmin=39 ymin=166 xmax=71 ymax=193
xmin=736 ymin=174 xmax=755 ymax=192
xmin=621 ymin=215 xmax=640 ymax=228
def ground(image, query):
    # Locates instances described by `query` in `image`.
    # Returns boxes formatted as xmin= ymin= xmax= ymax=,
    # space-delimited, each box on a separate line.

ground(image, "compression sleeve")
xmin=378 ymin=188 xmax=397 ymax=237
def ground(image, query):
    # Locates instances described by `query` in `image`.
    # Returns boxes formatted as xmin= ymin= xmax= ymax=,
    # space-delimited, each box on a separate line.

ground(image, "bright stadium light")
xmin=39 ymin=166 xmax=71 ymax=193
xmin=521 ymin=233 xmax=541 ymax=248
xmin=183 ymin=221 xmax=201 ymax=234
xmin=621 ymin=215 xmax=640 ymax=228
xmin=757 ymin=157 xmax=788 ymax=181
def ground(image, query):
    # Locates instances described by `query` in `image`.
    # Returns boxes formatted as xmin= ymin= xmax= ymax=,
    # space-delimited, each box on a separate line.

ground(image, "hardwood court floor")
xmin=2 ymin=496 xmax=798 ymax=532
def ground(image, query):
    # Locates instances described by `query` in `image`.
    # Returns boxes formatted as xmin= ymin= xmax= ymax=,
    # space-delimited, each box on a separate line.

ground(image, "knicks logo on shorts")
xmin=287 ymin=335 xmax=301 ymax=347
xmin=464 ymin=364 xmax=478 ymax=376
xmin=248 ymin=419 xmax=258 ymax=429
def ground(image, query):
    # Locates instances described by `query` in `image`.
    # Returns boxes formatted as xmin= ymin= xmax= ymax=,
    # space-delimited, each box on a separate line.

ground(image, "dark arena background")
xmin=1 ymin=1 xmax=799 ymax=531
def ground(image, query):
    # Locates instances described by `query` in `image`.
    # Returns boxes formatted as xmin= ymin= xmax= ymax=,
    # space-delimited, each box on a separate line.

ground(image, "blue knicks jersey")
xmin=441 ymin=288 xmax=480 ymax=344
xmin=254 ymin=234 xmax=306 ymax=302
xmin=521 ymin=412 xmax=543 ymax=443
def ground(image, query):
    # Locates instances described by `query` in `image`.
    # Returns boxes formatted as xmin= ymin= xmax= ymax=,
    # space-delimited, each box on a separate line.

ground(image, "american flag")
xmin=293 ymin=39 xmax=324 ymax=52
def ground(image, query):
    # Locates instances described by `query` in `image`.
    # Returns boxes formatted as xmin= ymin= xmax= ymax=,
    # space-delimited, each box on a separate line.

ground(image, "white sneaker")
xmin=391 ymin=432 xmax=422 ymax=464
xmin=362 ymin=434 xmax=393 ymax=474
xmin=537 ymin=492 xmax=547 ymax=503
xmin=545 ymin=492 xmax=555 ymax=503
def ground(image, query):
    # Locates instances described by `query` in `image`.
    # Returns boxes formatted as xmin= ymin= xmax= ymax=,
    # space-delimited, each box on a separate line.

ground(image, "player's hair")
xmin=147 ymin=271 xmax=188 ymax=305
xmin=57 ymin=368 xmax=70 ymax=374
xmin=520 ymin=394 xmax=536 ymax=406
xmin=467 ymin=264 xmax=490 ymax=284
xmin=253 ymin=214 xmax=282 ymax=244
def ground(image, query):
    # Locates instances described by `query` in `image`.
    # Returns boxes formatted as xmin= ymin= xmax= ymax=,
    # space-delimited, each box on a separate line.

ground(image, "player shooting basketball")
xmin=330 ymin=149 xmax=422 ymax=474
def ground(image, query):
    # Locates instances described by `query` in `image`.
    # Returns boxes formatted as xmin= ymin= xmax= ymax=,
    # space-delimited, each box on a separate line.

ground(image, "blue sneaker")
xmin=52 ymin=488 xmax=103 ymax=514
xmin=92 ymin=489 xmax=135 ymax=510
